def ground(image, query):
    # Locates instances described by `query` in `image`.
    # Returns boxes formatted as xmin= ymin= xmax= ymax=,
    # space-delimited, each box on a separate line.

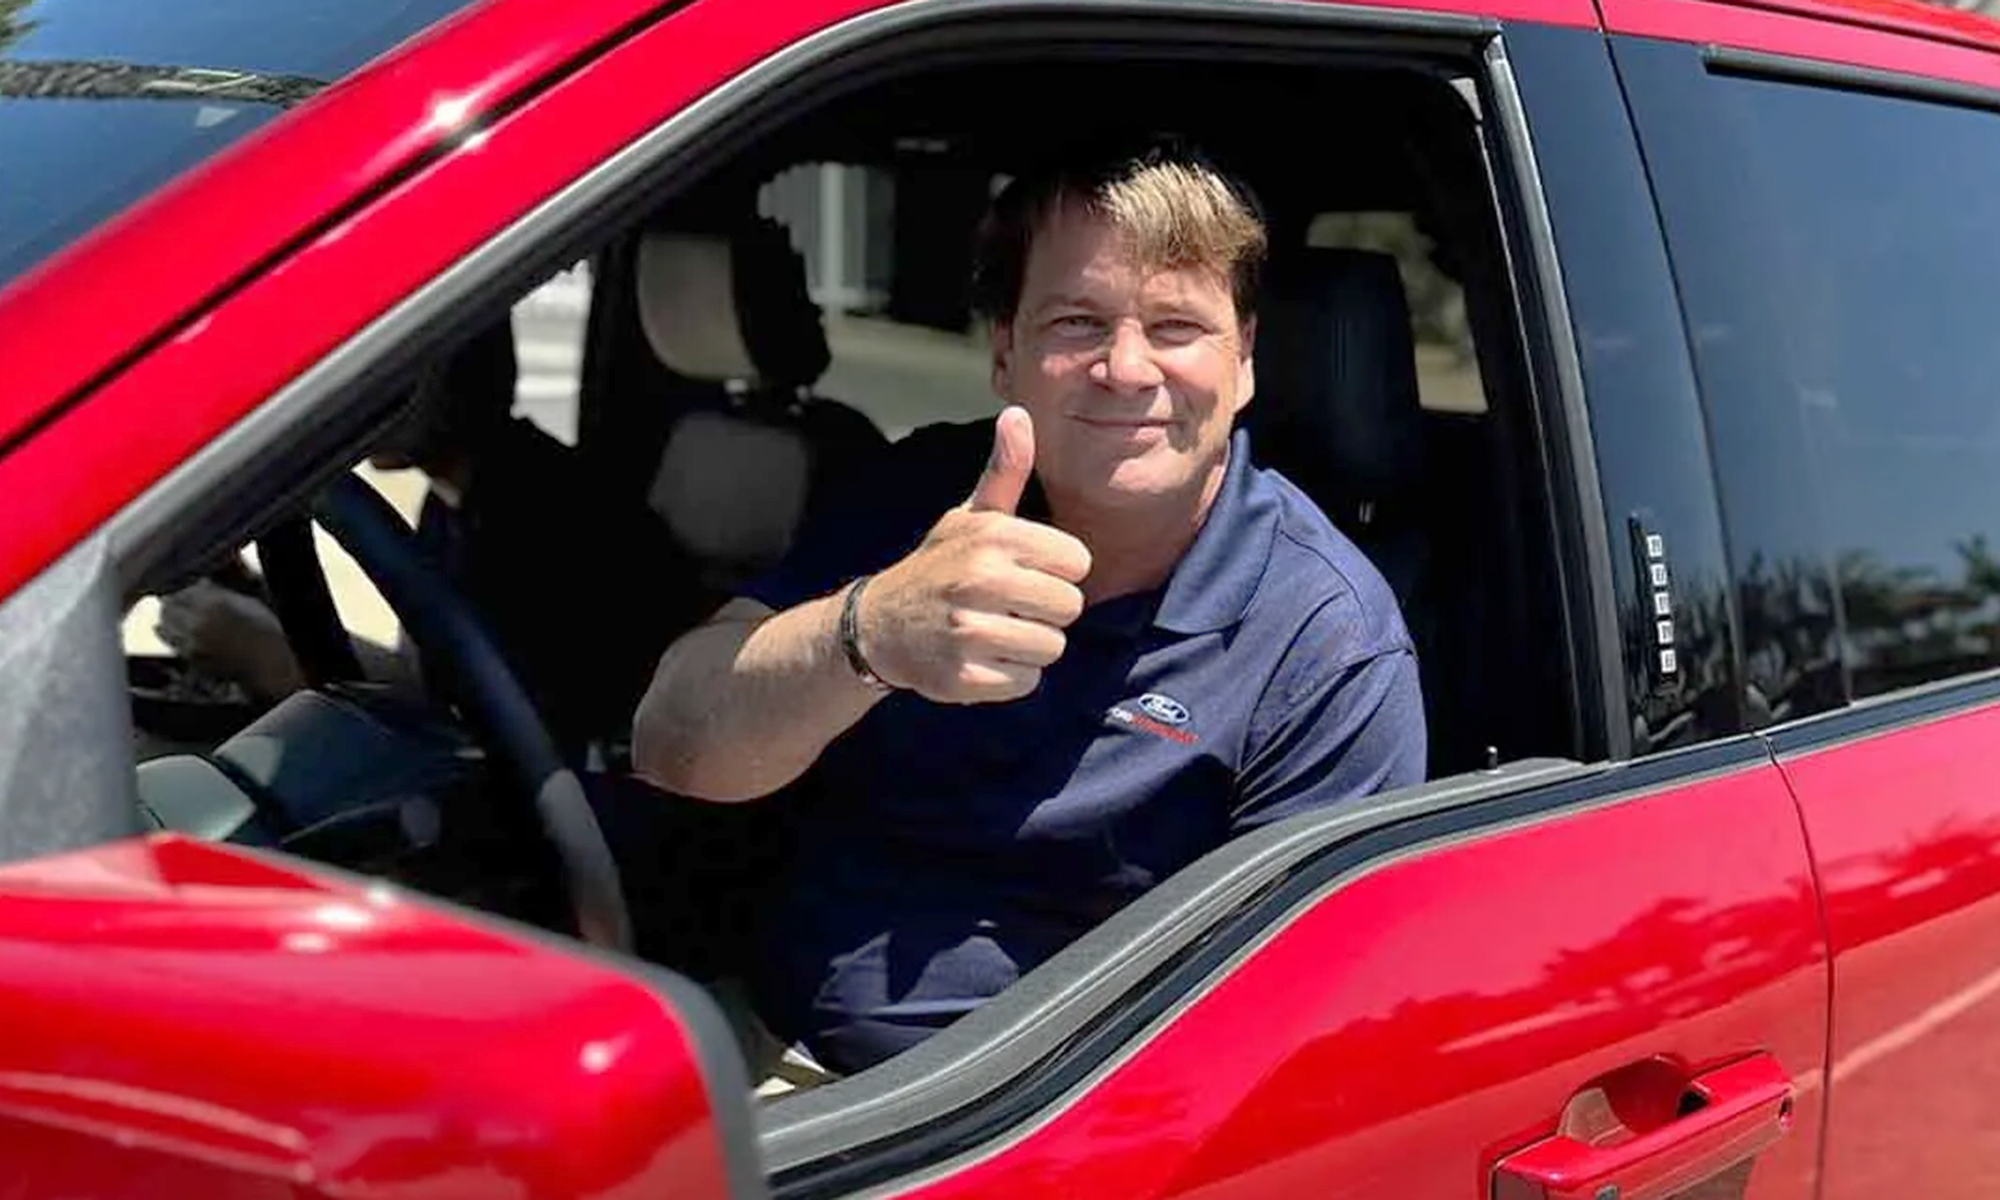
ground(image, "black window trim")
xmin=1765 ymin=666 xmax=2000 ymax=756
xmin=1482 ymin=33 xmax=1627 ymax=764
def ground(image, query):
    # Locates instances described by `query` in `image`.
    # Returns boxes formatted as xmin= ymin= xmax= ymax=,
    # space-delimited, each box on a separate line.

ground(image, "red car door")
xmin=752 ymin=754 xmax=1826 ymax=1200
xmin=1780 ymin=705 xmax=2000 ymax=1200
xmin=1606 ymin=6 xmax=2000 ymax=1198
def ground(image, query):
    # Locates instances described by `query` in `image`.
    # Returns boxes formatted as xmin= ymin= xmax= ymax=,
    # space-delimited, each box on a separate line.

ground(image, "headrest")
xmin=647 ymin=410 xmax=811 ymax=581
xmin=1252 ymin=247 xmax=1425 ymax=508
xmin=634 ymin=219 xmax=831 ymax=390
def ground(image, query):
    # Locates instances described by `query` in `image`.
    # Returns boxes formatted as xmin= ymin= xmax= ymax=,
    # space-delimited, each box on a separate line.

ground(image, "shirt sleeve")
xmin=1230 ymin=600 xmax=1428 ymax=832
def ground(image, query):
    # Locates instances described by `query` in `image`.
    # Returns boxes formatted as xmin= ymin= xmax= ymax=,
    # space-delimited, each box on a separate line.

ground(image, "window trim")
xmin=1704 ymin=42 xmax=2000 ymax=115
xmin=1482 ymin=33 xmax=1627 ymax=762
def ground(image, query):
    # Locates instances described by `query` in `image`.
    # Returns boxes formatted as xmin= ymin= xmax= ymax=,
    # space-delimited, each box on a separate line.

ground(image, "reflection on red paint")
xmin=897 ymin=766 xmax=1826 ymax=1200
xmin=0 ymin=835 xmax=731 ymax=1200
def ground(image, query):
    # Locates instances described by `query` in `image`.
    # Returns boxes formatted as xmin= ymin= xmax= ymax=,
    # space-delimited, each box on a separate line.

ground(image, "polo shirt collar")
xmin=1027 ymin=428 xmax=1276 ymax=639
xmin=1156 ymin=428 xmax=1277 ymax=635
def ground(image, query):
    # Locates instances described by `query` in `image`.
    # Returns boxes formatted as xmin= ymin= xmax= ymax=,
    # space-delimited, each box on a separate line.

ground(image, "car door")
xmin=759 ymin=22 xmax=1828 ymax=1200
xmin=1610 ymin=12 xmax=2000 ymax=1198
xmin=0 ymin=2 xmax=1830 ymax=1199
xmin=751 ymin=758 xmax=1825 ymax=1200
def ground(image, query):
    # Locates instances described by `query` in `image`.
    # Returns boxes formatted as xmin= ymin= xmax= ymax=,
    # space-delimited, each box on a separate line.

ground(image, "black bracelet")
xmin=839 ymin=575 xmax=894 ymax=691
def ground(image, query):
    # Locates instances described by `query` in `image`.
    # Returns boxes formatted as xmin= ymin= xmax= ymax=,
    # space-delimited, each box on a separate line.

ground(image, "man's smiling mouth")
xmin=1072 ymin=415 xmax=1174 ymax=430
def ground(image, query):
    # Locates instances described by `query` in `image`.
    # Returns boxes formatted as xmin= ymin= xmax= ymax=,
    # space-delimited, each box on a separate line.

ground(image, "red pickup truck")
xmin=4 ymin=0 xmax=2000 ymax=1195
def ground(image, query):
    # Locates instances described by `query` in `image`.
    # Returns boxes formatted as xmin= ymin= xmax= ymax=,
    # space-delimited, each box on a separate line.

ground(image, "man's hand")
xmin=856 ymin=406 xmax=1092 ymax=704
xmin=155 ymin=579 xmax=306 ymax=701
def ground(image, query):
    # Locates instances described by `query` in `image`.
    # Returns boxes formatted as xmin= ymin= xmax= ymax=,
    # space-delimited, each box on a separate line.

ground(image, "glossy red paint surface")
xmin=0 ymin=834 xmax=733 ymax=1199
xmin=1778 ymin=701 xmax=2000 ymax=1200
xmin=889 ymin=767 xmax=1827 ymax=1200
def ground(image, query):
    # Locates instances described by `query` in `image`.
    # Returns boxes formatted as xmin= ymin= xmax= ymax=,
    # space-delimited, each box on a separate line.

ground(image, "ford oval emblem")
xmin=1137 ymin=693 xmax=1190 ymax=726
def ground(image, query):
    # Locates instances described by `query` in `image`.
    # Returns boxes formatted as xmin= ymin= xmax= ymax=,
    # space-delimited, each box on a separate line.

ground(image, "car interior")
xmin=118 ymin=45 xmax=1581 ymax=1097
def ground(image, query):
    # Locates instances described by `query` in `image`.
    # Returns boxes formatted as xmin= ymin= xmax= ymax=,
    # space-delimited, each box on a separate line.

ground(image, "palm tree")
xmin=0 ymin=0 xmax=38 ymax=55
xmin=1956 ymin=533 xmax=2000 ymax=600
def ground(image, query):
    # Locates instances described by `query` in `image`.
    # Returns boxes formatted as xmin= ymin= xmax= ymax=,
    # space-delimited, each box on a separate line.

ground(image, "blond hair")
xmin=970 ymin=144 xmax=1267 ymax=326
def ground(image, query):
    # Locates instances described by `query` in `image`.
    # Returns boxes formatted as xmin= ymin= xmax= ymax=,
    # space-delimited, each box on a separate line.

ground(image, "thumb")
xmin=966 ymin=405 xmax=1035 ymax=514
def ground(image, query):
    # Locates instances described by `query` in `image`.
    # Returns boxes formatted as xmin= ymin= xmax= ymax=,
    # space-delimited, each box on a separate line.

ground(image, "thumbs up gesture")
xmin=965 ymin=403 xmax=1039 ymax=515
xmin=853 ymin=406 xmax=1093 ymax=704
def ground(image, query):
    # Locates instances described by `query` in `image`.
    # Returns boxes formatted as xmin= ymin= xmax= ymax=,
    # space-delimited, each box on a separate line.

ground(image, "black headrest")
xmin=1250 ymin=247 xmax=1425 ymax=510
xmin=635 ymin=217 xmax=831 ymax=391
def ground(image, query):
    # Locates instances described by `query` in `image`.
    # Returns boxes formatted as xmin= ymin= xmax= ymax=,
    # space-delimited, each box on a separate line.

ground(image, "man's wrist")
xmin=837 ymin=575 xmax=897 ymax=692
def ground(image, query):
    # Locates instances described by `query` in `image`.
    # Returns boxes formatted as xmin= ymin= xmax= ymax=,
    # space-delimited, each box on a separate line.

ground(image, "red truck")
xmin=3 ymin=0 xmax=2000 ymax=1194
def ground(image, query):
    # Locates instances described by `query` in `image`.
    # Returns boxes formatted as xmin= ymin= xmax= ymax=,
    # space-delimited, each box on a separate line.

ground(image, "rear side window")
xmin=1625 ymin=43 xmax=2000 ymax=714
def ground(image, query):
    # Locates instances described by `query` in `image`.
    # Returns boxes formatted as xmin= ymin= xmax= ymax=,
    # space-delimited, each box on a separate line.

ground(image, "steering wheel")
xmin=264 ymin=472 xmax=633 ymax=952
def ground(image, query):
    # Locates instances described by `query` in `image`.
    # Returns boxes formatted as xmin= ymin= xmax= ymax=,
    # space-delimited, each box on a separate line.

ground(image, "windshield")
xmin=0 ymin=0 xmax=485 ymax=291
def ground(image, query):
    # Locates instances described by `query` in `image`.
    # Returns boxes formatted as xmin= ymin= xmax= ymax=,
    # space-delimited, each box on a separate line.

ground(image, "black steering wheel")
xmin=262 ymin=472 xmax=633 ymax=952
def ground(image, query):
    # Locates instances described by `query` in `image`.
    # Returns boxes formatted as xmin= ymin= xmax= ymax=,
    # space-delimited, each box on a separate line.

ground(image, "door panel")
xmin=869 ymin=760 xmax=1825 ymax=1200
xmin=1776 ymin=697 xmax=2000 ymax=1200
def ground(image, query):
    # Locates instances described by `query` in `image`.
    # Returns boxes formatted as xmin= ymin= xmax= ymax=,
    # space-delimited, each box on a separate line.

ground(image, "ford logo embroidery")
xmin=1136 ymin=693 xmax=1190 ymax=726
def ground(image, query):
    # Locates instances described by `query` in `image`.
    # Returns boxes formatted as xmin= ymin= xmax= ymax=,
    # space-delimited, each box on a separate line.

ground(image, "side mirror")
xmin=0 ymin=834 xmax=764 ymax=1200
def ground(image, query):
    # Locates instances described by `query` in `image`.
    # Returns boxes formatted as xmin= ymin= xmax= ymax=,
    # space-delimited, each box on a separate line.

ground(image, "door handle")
xmin=1493 ymin=1053 xmax=1796 ymax=1200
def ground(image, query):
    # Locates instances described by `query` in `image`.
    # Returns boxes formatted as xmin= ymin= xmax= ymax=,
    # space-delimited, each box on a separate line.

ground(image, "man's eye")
xmin=1050 ymin=315 xmax=1102 ymax=335
xmin=1151 ymin=319 xmax=1207 ymax=343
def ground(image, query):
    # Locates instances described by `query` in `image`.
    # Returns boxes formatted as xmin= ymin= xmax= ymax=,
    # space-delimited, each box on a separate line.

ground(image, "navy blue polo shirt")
xmin=742 ymin=420 xmax=1424 ymax=1074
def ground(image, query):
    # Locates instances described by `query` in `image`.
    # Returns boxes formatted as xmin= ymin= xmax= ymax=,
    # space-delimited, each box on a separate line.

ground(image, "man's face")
xmin=992 ymin=206 xmax=1254 ymax=513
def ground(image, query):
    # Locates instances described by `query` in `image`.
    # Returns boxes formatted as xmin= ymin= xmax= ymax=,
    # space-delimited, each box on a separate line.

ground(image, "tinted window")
xmin=1625 ymin=42 xmax=2000 ymax=709
xmin=0 ymin=0 xmax=481 ymax=289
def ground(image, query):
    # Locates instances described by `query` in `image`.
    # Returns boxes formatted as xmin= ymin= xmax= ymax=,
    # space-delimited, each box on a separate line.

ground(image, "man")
xmin=159 ymin=318 xmax=696 ymax=763
xmin=632 ymin=142 xmax=1426 ymax=1076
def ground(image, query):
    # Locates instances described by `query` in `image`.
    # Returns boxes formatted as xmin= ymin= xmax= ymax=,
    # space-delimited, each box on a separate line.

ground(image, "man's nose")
xmin=1092 ymin=320 xmax=1165 ymax=391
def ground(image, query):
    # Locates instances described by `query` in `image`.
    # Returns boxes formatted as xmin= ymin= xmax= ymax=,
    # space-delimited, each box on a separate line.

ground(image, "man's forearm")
xmin=631 ymin=594 xmax=889 ymax=802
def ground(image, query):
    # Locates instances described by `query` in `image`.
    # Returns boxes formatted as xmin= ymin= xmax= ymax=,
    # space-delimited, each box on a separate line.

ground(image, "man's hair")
xmin=969 ymin=138 xmax=1268 ymax=327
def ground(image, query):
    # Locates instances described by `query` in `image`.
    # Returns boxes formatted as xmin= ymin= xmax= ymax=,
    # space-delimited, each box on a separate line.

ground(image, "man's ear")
xmin=990 ymin=319 xmax=1016 ymax=399
xmin=1234 ymin=315 xmax=1257 ymax=412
